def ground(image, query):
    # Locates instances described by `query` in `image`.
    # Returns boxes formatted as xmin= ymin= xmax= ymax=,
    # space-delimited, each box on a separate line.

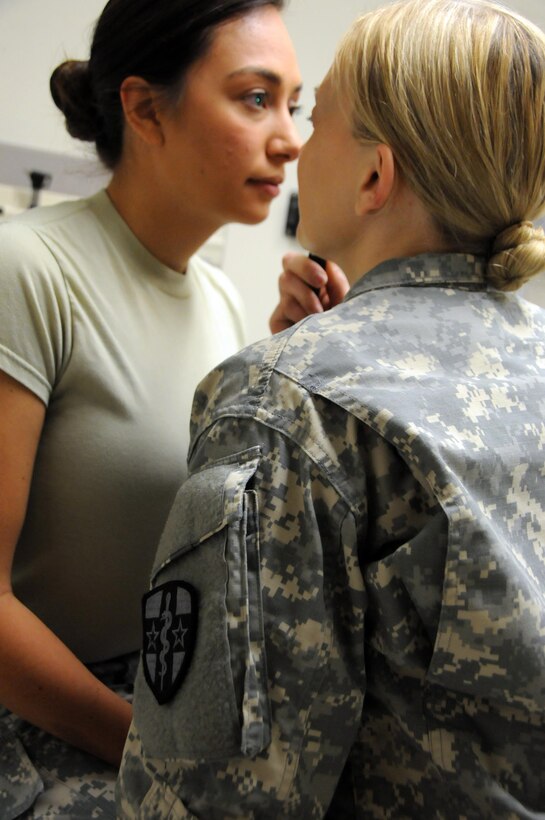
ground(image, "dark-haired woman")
xmin=0 ymin=1 xmax=301 ymax=816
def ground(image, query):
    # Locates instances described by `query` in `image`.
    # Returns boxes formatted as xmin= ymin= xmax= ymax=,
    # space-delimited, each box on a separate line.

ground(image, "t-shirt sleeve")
xmin=0 ymin=222 xmax=72 ymax=404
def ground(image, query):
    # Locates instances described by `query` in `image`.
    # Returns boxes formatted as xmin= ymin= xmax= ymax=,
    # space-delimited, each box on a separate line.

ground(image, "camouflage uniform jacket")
xmin=117 ymin=254 xmax=545 ymax=819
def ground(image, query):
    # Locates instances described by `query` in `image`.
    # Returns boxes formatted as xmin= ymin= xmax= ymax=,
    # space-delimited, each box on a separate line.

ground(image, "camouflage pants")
xmin=0 ymin=652 xmax=138 ymax=819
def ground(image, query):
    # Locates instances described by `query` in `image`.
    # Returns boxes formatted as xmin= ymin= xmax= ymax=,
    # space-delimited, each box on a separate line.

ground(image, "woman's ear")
xmin=355 ymin=144 xmax=396 ymax=216
xmin=119 ymin=76 xmax=165 ymax=147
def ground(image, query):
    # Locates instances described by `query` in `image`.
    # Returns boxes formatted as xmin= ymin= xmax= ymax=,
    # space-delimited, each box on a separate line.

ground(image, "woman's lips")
xmin=247 ymin=177 xmax=283 ymax=197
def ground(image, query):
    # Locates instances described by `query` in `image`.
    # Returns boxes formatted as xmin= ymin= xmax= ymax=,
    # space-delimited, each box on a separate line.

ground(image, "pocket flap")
xmin=152 ymin=447 xmax=261 ymax=581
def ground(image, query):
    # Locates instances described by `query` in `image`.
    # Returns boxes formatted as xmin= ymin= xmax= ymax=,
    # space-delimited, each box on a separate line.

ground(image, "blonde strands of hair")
xmin=331 ymin=0 xmax=545 ymax=290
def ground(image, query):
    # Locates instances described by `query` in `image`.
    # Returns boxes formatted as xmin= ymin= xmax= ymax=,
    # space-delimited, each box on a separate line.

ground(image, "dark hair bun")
xmin=50 ymin=60 xmax=100 ymax=142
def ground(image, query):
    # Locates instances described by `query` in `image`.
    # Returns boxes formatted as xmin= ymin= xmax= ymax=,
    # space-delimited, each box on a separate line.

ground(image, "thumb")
xmin=325 ymin=261 xmax=350 ymax=307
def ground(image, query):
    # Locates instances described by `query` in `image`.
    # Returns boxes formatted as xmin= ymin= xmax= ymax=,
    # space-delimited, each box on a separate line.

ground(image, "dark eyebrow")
xmin=227 ymin=66 xmax=302 ymax=93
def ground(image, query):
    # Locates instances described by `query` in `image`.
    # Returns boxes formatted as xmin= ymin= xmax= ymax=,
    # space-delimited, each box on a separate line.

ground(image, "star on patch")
xmin=172 ymin=619 xmax=188 ymax=649
xmin=146 ymin=622 xmax=160 ymax=651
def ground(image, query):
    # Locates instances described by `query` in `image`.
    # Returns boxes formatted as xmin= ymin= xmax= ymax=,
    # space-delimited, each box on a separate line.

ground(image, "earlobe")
xmin=119 ymin=76 xmax=165 ymax=147
xmin=355 ymin=144 xmax=396 ymax=216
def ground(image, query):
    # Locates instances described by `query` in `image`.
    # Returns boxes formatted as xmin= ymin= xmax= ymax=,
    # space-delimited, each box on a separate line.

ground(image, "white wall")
xmin=0 ymin=0 xmax=105 ymax=156
xmin=1 ymin=0 xmax=545 ymax=340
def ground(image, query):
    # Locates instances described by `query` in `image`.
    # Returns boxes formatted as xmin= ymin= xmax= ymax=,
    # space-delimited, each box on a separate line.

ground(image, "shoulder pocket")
xmin=133 ymin=447 xmax=271 ymax=760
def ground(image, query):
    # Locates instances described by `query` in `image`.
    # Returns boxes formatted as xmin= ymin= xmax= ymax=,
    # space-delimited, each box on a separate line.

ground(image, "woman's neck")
xmin=107 ymin=163 xmax=219 ymax=274
xmin=338 ymin=189 xmax=453 ymax=286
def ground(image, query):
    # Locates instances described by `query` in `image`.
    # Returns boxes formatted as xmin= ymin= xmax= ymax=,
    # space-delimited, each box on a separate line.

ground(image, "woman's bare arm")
xmin=0 ymin=370 xmax=131 ymax=767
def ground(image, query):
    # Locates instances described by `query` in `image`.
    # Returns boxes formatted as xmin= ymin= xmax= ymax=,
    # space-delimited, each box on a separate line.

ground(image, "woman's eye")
xmin=244 ymin=91 xmax=269 ymax=109
xmin=289 ymin=104 xmax=303 ymax=118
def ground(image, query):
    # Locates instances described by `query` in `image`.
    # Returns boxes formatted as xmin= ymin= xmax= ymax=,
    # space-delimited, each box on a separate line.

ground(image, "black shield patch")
xmin=141 ymin=580 xmax=198 ymax=705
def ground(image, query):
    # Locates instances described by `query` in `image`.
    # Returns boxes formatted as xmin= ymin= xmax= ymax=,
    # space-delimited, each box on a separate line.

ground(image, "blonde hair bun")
xmin=488 ymin=222 xmax=545 ymax=291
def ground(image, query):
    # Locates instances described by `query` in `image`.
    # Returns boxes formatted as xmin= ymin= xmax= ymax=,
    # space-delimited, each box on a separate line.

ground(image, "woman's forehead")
xmin=199 ymin=6 xmax=301 ymax=88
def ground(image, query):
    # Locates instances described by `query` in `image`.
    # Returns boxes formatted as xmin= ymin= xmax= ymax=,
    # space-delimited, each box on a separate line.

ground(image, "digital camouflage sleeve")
xmin=117 ymin=254 xmax=545 ymax=819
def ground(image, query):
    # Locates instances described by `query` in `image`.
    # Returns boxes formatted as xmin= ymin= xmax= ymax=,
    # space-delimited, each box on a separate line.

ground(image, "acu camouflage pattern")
xmin=118 ymin=254 xmax=545 ymax=819
xmin=0 ymin=654 xmax=137 ymax=818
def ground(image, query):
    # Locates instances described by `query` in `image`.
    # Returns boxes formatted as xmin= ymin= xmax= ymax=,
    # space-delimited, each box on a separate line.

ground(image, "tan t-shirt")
xmin=0 ymin=191 xmax=246 ymax=662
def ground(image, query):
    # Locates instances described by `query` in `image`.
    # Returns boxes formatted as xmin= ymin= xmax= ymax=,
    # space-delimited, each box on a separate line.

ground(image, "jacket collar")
xmin=345 ymin=253 xmax=488 ymax=303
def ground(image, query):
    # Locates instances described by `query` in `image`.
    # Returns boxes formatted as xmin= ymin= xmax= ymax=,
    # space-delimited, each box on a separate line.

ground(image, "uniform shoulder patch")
xmin=141 ymin=580 xmax=198 ymax=705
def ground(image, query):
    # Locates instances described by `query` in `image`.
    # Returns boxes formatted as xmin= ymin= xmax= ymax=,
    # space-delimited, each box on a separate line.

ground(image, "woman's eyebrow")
xmin=227 ymin=66 xmax=302 ymax=92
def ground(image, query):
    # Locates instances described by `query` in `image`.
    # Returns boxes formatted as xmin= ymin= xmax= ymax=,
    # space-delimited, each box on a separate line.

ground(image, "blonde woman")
xmin=118 ymin=1 xmax=545 ymax=817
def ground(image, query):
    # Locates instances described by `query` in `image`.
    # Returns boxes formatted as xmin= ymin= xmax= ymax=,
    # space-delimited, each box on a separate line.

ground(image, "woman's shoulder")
xmin=2 ymin=196 xmax=89 ymax=232
xmin=0 ymin=206 xmax=82 ymax=317
xmin=0 ymin=194 xmax=110 ymax=290
xmin=0 ymin=197 xmax=90 ymax=262
xmin=0 ymin=218 xmax=62 ymax=282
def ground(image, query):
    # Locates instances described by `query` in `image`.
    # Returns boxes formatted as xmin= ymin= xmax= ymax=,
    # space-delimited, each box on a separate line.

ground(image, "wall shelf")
xmin=0 ymin=141 xmax=109 ymax=198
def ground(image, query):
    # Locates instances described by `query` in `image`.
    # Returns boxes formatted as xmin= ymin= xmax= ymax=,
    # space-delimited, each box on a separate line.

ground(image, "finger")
xmin=325 ymin=261 xmax=350 ymax=307
xmin=269 ymin=288 xmax=323 ymax=334
xmin=282 ymin=252 xmax=328 ymax=291
xmin=278 ymin=270 xmax=324 ymax=316
xmin=269 ymin=304 xmax=291 ymax=334
xmin=270 ymin=299 xmax=308 ymax=333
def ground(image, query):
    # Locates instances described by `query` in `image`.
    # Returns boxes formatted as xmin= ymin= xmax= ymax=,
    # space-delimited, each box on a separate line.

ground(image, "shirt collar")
xmin=345 ymin=253 xmax=488 ymax=303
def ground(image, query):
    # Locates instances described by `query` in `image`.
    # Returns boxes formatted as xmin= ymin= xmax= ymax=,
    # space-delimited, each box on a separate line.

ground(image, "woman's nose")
xmin=268 ymin=115 xmax=302 ymax=163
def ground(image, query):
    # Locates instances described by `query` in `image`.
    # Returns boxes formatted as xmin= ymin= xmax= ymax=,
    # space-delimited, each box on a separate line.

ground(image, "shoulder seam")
xmin=7 ymin=223 xmax=75 ymax=387
xmin=195 ymin=401 xmax=365 ymax=516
